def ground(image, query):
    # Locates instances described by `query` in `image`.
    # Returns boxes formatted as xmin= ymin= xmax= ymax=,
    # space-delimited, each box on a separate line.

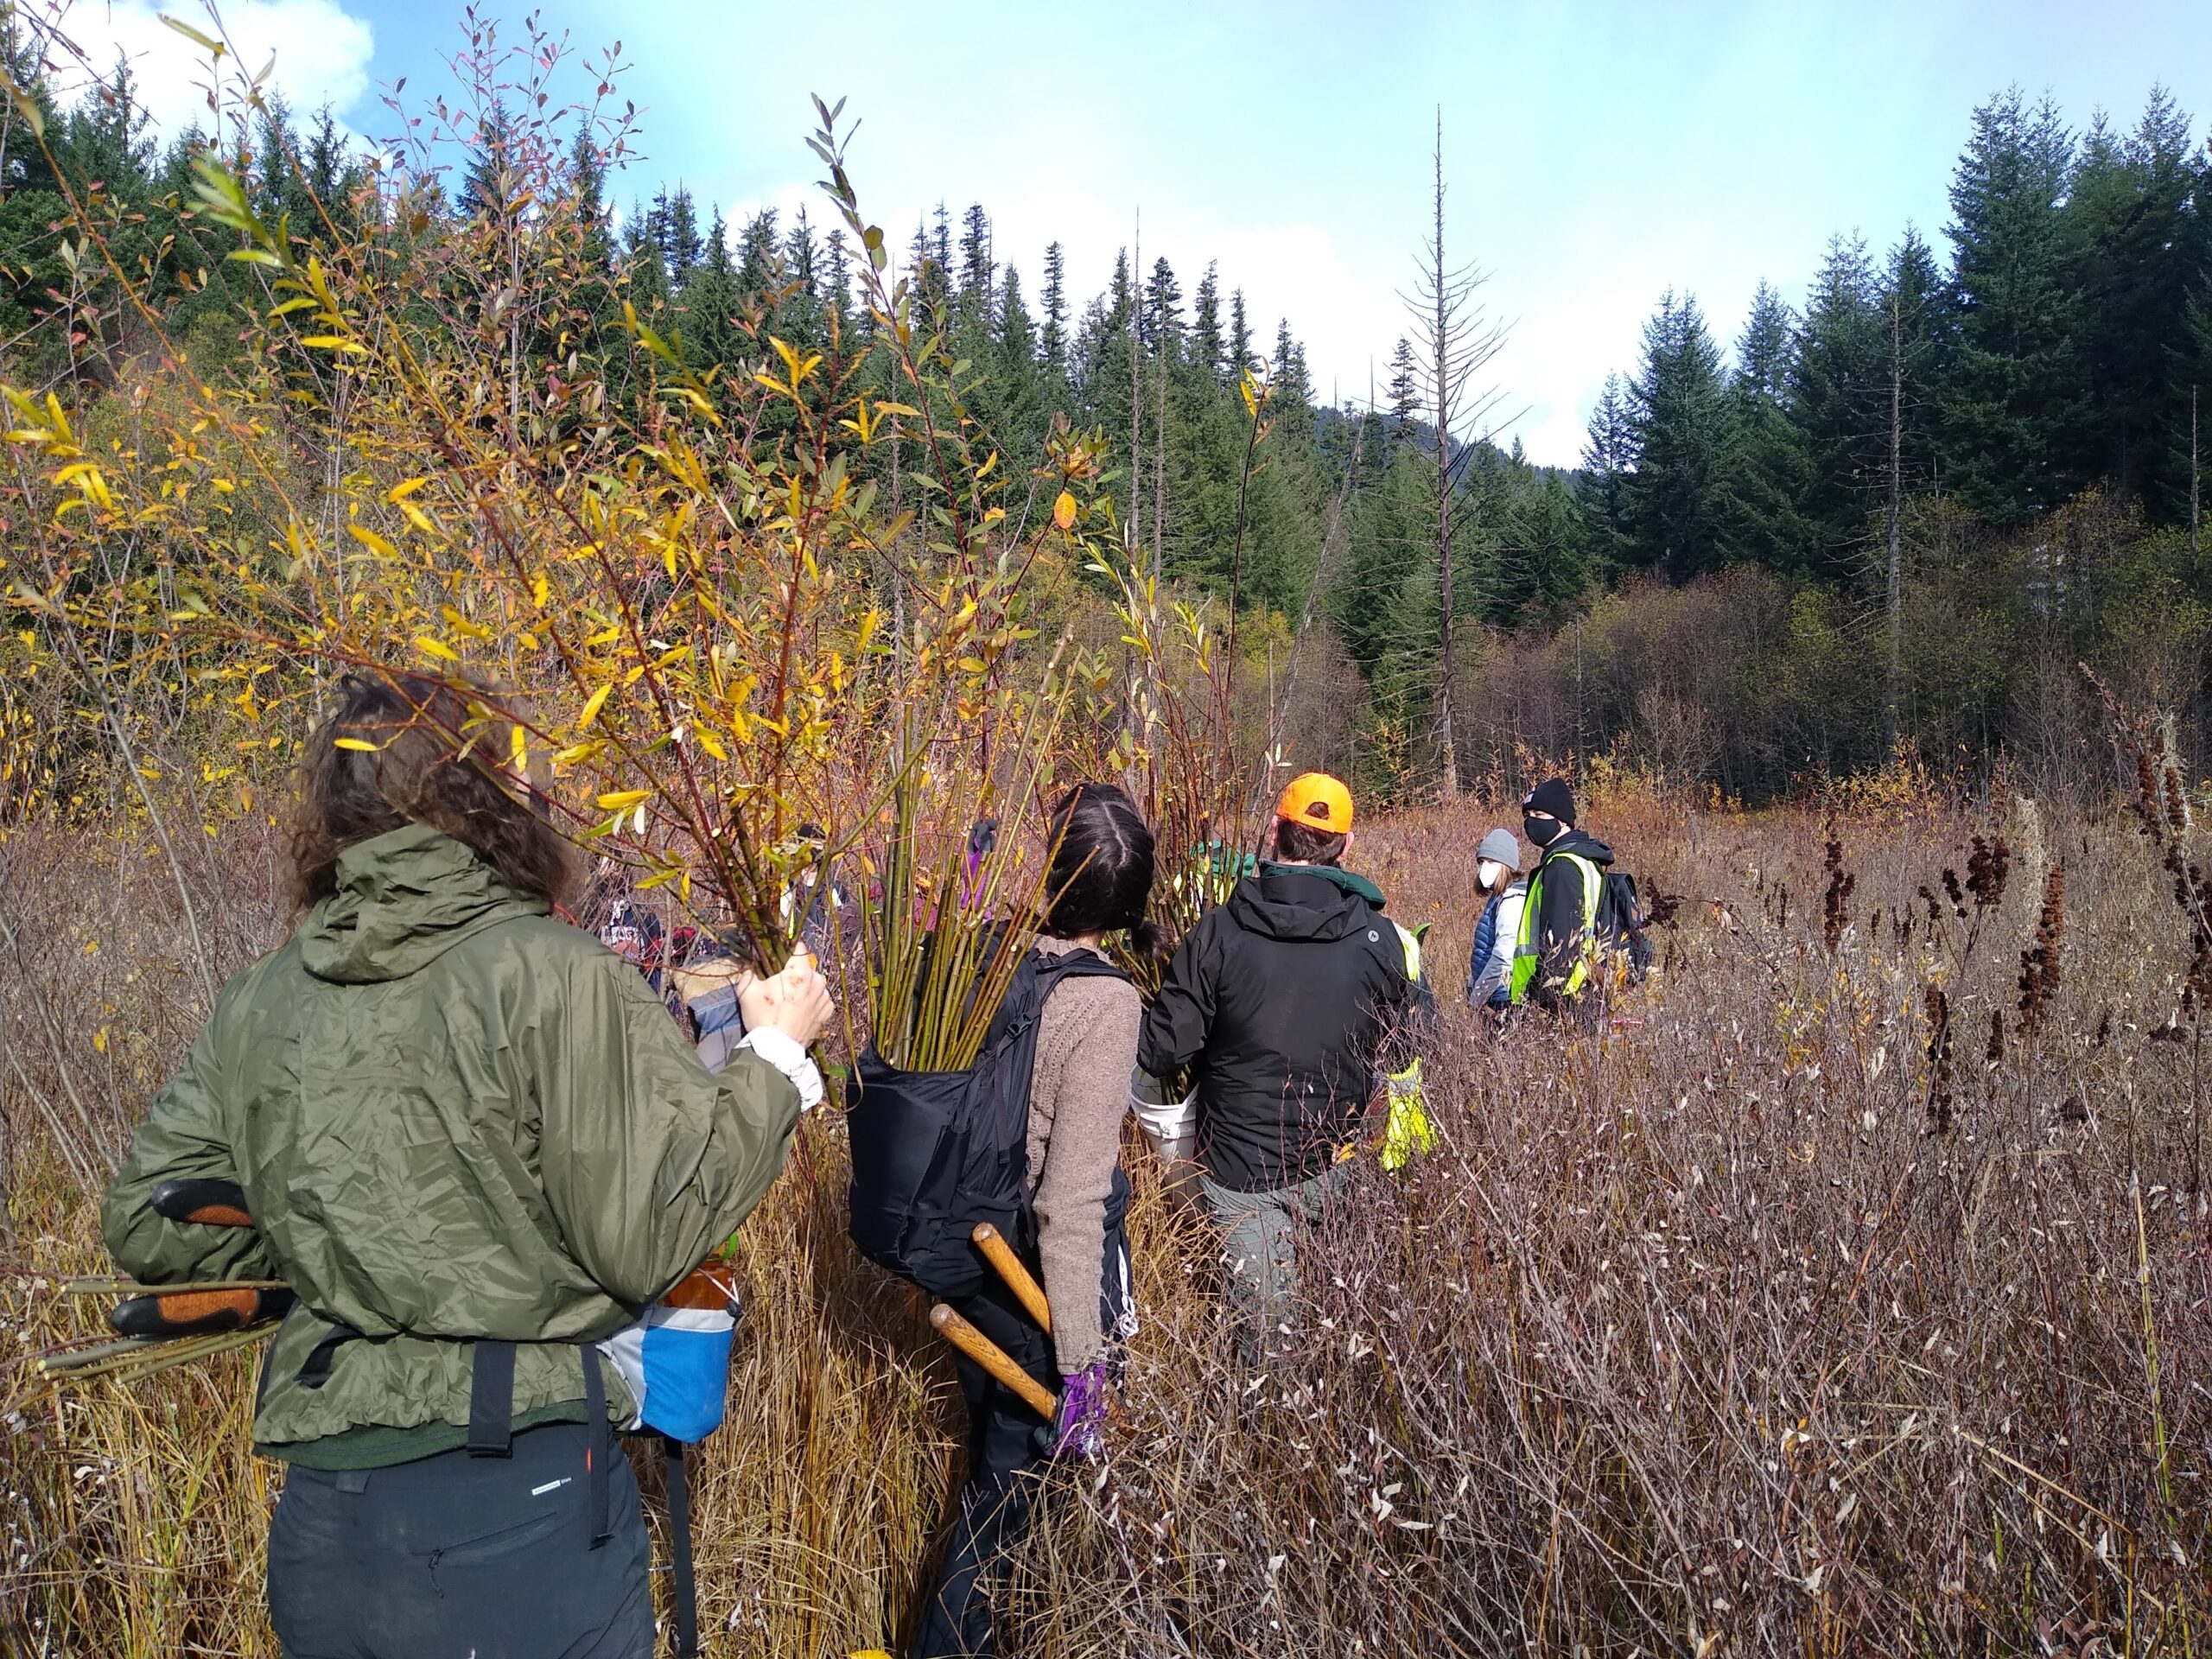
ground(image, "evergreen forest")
xmin=6 ymin=28 xmax=2210 ymax=804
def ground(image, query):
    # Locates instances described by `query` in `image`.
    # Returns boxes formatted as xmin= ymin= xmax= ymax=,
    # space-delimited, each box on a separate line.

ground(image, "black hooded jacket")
xmin=1137 ymin=864 xmax=1431 ymax=1192
xmin=1527 ymin=828 xmax=1613 ymax=1007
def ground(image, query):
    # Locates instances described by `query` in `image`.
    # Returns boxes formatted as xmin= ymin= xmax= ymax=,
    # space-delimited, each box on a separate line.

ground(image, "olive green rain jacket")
xmin=100 ymin=823 xmax=801 ymax=1468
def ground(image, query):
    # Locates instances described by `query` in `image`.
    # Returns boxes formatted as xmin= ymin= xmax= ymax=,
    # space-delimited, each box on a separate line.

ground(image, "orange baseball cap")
xmin=1275 ymin=772 xmax=1354 ymax=833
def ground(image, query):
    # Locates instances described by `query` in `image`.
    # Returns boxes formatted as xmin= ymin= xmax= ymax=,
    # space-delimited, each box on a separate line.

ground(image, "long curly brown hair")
xmin=290 ymin=670 xmax=576 ymax=912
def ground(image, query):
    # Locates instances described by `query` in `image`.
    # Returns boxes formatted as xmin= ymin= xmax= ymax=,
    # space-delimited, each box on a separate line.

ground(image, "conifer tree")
xmin=1229 ymin=288 xmax=1252 ymax=378
xmin=1942 ymin=87 xmax=2089 ymax=524
xmin=461 ymin=99 xmax=511 ymax=223
xmin=735 ymin=208 xmax=780 ymax=296
xmin=569 ymin=132 xmax=614 ymax=276
xmin=677 ymin=208 xmax=741 ymax=368
xmin=907 ymin=213 xmax=950 ymax=331
xmin=1578 ymin=372 xmax=1638 ymax=569
xmin=1191 ymin=262 xmax=1224 ymax=380
xmin=653 ymin=185 xmax=703 ymax=283
xmin=1885 ymin=226 xmax=1950 ymax=492
xmin=1144 ymin=256 xmax=1184 ymax=356
xmin=822 ymin=227 xmax=854 ymax=329
xmin=621 ymin=197 xmax=669 ymax=310
xmin=1039 ymin=241 xmax=1069 ymax=373
xmin=1388 ymin=337 xmax=1420 ymax=423
xmin=931 ymin=202 xmax=953 ymax=276
xmin=1723 ymin=282 xmax=1813 ymax=569
xmin=2070 ymin=88 xmax=2206 ymax=512
xmin=956 ymin=201 xmax=992 ymax=315
xmin=1625 ymin=290 xmax=1730 ymax=579
xmin=303 ymin=106 xmax=355 ymax=228
xmin=1791 ymin=235 xmax=1888 ymax=573
xmin=1273 ymin=319 xmax=1310 ymax=407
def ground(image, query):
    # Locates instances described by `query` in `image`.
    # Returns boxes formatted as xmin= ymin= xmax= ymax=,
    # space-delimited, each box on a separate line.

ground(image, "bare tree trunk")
xmin=1885 ymin=295 xmax=1904 ymax=751
xmin=1402 ymin=110 xmax=1507 ymax=802
xmin=1128 ymin=215 xmax=1143 ymax=557
xmin=1430 ymin=121 xmax=1459 ymax=800
xmin=1152 ymin=344 xmax=1167 ymax=579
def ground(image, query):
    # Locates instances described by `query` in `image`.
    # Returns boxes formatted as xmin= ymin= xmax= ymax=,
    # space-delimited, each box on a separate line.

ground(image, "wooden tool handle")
xmin=929 ymin=1303 xmax=1057 ymax=1422
xmin=970 ymin=1223 xmax=1051 ymax=1333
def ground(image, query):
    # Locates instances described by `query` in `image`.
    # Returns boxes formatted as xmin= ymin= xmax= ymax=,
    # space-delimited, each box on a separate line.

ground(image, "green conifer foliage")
xmin=1942 ymin=88 xmax=2091 ymax=524
xmin=1625 ymin=291 xmax=1731 ymax=580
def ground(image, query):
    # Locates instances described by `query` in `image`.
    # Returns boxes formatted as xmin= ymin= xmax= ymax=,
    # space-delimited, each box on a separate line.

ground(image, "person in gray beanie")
xmin=1465 ymin=827 xmax=1527 ymax=1014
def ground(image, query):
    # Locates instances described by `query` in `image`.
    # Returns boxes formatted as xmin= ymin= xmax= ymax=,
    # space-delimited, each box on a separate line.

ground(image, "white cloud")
xmin=55 ymin=0 xmax=374 ymax=140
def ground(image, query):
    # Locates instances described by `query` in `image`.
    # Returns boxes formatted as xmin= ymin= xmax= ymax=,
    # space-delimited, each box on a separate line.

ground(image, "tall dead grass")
xmin=5 ymin=780 xmax=2209 ymax=1656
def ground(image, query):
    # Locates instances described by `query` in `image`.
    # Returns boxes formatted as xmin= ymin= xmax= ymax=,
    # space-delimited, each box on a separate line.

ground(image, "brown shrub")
xmin=5 ymin=787 xmax=2209 ymax=1655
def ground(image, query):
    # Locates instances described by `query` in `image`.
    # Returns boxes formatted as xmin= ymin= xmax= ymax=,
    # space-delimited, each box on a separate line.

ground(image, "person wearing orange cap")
xmin=1136 ymin=772 xmax=1433 ymax=1353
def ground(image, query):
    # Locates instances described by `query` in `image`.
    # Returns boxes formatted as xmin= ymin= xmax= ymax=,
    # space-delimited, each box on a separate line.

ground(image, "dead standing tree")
xmin=1404 ymin=110 xmax=1508 ymax=799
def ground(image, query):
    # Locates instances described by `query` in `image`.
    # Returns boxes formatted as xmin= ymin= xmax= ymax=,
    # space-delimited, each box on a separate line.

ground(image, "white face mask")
xmin=1478 ymin=860 xmax=1505 ymax=892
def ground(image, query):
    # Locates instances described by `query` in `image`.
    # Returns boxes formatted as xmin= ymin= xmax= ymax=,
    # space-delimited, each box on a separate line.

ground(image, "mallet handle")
xmin=929 ymin=1303 xmax=1057 ymax=1421
xmin=970 ymin=1223 xmax=1051 ymax=1333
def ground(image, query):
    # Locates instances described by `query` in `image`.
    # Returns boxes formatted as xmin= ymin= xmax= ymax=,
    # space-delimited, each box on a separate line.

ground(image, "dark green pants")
xmin=267 ymin=1422 xmax=653 ymax=1659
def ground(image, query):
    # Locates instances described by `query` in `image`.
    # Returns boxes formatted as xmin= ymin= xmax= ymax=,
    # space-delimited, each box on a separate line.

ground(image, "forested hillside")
xmin=3 ymin=19 xmax=2208 ymax=801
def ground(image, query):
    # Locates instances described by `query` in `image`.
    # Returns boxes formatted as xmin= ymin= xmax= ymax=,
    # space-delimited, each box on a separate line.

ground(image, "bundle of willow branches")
xmin=861 ymin=682 xmax=1074 ymax=1074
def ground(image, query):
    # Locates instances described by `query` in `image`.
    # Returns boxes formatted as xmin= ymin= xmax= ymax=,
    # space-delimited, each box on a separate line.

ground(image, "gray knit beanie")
xmin=1476 ymin=827 xmax=1522 ymax=873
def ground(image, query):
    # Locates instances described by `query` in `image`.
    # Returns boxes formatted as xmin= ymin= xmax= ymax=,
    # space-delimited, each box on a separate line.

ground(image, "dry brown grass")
xmin=5 ymin=782 xmax=2209 ymax=1656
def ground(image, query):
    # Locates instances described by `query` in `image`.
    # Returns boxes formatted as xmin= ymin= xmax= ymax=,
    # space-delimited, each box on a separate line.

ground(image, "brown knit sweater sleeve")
xmin=1027 ymin=943 xmax=1141 ymax=1374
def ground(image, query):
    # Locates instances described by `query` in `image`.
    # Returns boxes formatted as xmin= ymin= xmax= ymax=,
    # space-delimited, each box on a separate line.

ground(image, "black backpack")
xmin=847 ymin=944 xmax=1130 ymax=1300
xmin=1597 ymin=870 xmax=1654 ymax=982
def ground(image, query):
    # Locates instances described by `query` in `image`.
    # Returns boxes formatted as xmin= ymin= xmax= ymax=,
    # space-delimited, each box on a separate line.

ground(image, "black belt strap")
xmin=582 ymin=1345 xmax=612 ymax=1548
xmin=664 ymin=1436 xmax=698 ymax=1656
xmin=467 ymin=1339 xmax=517 ymax=1458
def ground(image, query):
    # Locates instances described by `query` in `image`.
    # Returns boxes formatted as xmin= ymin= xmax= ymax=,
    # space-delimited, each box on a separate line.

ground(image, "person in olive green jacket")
xmin=100 ymin=670 xmax=833 ymax=1659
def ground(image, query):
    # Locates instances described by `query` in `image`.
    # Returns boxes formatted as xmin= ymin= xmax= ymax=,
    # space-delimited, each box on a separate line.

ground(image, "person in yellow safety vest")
xmin=1136 ymin=772 xmax=1434 ymax=1354
xmin=1509 ymin=777 xmax=1618 ymax=1014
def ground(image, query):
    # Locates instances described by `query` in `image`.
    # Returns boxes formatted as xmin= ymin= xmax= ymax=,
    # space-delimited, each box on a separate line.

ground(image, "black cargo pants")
xmin=267 ymin=1421 xmax=654 ymax=1659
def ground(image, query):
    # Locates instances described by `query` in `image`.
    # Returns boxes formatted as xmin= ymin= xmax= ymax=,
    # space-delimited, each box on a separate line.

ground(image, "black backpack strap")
xmin=294 ymin=1321 xmax=364 ymax=1390
xmin=580 ymin=1344 xmax=612 ymax=1548
xmin=664 ymin=1436 xmax=699 ymax=1656
xmin=466 ymin=1339 xmax=518 ymax=1458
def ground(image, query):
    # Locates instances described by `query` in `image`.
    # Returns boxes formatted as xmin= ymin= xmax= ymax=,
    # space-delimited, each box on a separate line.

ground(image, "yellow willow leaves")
xmin=347 ymin=524 xmax=399 ymax=560
xmin=441 ymin=606 xmax=492 ymax=644
xmin=1053 ymin=490 xmax=1077 ymax=531
xmin=576 ymin=683 xmax=613 ymax=730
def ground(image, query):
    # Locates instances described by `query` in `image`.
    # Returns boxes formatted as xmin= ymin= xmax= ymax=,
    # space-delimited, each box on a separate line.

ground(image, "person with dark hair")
xmin=1136 ymin=772 xmax=1433 ymax=1352
xmin=1510 ymin=777 xmax=1616 ymax=1014
xmin=913 ymin=781 xmax=1161 ymax=1659
xmin=100 ymin=670 xmax=833 ymax=1659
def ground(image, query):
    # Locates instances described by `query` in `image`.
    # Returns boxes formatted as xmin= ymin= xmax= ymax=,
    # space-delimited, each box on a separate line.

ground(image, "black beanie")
xmin=1522 ymin=777 xmax=1576 ymax=826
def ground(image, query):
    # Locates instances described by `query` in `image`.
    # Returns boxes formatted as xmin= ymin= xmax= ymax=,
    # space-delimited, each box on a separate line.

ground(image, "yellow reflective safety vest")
xmin=1378 ymin=921 xmax=1435 ymax=1171
xmin=1510 ymin=849 xmax=1603 ymax=1005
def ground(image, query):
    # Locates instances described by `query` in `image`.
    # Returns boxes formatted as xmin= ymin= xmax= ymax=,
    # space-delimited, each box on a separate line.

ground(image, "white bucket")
xmin=1128 ymin=1067 xmax=1198 ymax=1166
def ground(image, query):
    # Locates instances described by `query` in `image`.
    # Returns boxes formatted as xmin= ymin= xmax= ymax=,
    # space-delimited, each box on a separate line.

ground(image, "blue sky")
xmin=69 ymin=0 xmax=2212 ymax=466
